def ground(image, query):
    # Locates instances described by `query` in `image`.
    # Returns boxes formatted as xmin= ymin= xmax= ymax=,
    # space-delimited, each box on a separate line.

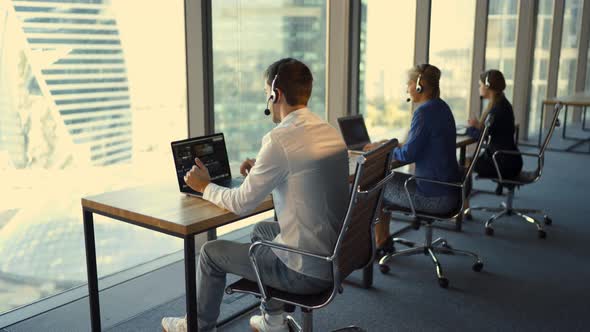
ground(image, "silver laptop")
xmin=338 ymin=115 xmax=371 ymax=153
xmin=171 ymin=133 xmax=243 ymax=197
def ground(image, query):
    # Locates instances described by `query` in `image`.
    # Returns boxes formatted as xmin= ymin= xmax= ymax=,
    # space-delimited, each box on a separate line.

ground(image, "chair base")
xmin=466 ymin=194 xmax=552 ymax=239
xmin=378 ymin=223 xmax=483 ymax=288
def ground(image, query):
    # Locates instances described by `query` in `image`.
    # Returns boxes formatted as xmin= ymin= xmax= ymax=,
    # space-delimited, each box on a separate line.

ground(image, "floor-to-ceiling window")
xmin=557 ymin=0 xmax=584 ymax=97
xmin=358 ymin=0 xmax=416 ymax=142
xmin=429 ymin=0 xmax=476 ymax=124
xmin=527 ymin=0 xmax=554 ymax=140
xmin=485 ymin=0 xmax=519 ymax=101
xmin=0 ymin=0 xmax=187 ymax=314
xmin=211 ymin=0 xmax=326 ymax=176
xmin=209 ymin=0 xmax=326 ymax=235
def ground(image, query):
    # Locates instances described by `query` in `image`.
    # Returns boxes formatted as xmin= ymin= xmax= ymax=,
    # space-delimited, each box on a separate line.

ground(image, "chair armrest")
xmin=402 ymin=176 xmax=463 ymax=216
xmin=356 ymin=170 xmax=396 ymax=195
xmin=249 ymin=240 xmax=332 ymax=262
xmin=491 ymin=150 xmax=543 ymax=183
xmin=247 ymin=240 xmax=332 ymax=301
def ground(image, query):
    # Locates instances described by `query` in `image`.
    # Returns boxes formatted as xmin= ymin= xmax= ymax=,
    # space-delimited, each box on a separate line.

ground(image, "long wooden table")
xmin=82 ymin=135 xmax=475 ymax=331
xmin=540 ymin=92 xmax=590 ymax=153
xmin=81 ymin=184 xmax=273 ymax=332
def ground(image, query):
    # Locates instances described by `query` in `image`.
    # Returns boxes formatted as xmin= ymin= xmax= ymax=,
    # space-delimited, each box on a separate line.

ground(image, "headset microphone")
xmin=264 ymin=74 xmax=279 ymax=116
xmin=406 ymin=98 xmax=411 ymax=102
xmin=264 ymin=96 xmax=272 ymax=116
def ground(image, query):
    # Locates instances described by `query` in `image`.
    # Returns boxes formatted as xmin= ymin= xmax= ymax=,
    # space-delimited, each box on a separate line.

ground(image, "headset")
xmin=264 ymin=74 xmax=279 ymax=116
xmin=484 ymin=72 xmax=491 ymax=88
xmin=415 ymin=63 xmax=430 ymax=93
xmin=416 ymin=74 xmax=423 ymax=93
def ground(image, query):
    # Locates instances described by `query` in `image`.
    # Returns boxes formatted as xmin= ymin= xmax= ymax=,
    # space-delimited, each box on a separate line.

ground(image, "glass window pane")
xmin=557 ymin=0 xmax=584 ymax=96
xmin=212 ymin=0 xmax=327 ymax=177
xmin=485 ymin=0 xmax=519 ymax=101
xmin=358 ymin=0 xmax=416 ymax=141
xmin=430 ymin=0 xmax=476 ymax=123
xmin=528 ymin=0 xmax=554 ymax=140
xmin=0 ymin=0 xmax=186 ymax=314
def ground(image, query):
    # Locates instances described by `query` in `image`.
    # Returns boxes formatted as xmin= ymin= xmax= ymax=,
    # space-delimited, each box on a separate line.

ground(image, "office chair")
xmin=378 ymin=117 xmax=494 ymax=288
xmin=465 ymin=103 xmax=563 ymax=239
xmin=225 ymin=140 xmax=398 ymax=332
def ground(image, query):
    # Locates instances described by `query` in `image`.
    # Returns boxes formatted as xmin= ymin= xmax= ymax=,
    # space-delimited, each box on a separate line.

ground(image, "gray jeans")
xmin=382 ymin=172 xmax=460 ymax=215
xmin=196 ymin=221 xmax=331 ymax=331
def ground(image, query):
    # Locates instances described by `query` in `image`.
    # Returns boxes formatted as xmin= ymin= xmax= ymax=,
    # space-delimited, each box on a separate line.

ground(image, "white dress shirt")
xmin=203 ymin=107 xmax=349 ymax=280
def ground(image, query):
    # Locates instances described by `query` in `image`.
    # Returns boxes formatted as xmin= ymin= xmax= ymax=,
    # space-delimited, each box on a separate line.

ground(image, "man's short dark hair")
xmin=264 ymin=58 xmax=313 ymax=106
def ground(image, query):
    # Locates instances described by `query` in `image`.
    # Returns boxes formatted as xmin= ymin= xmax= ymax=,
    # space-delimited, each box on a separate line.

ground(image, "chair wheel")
xmin=379 ymin=264 xmax=390 ymax=274
xmin=538 ymin=230 xmax=547 ymax=239
xmin=438 ymin=277 xmax=449 ymax=288
xmin=472 ymin=262 xmax=484 ymax=272
xmin=544 ymin=216 xmax=552 ymax=225
xmin=485 ymin=227 xmax=494 ymax=236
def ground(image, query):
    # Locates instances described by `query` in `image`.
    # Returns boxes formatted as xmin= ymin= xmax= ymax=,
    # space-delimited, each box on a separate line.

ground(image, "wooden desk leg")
xmin=538 ymin=104 xmax=544 ymax=147
xmin=184 ymin=236 xmax=198 ymax=332
xmin=562 ymin=106 xmax=568 ymax=139
xmin=362 ymin=265 xmax=373 ymax=289
xmin=459 ymin=146 xmax=467 ymax=167
xmin=83 ymin=209 xmax=101 ymax=331
xmin=456 ymin=146 xmax=467 ymax=232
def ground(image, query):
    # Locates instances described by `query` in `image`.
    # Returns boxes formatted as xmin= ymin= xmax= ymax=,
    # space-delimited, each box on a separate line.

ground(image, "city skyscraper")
xmin=0 ymin=0 xmax=132 ymax=168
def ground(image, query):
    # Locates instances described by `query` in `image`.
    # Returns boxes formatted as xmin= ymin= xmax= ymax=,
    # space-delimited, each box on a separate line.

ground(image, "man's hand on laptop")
xmin=362 ymin=139 xmax=389 ymax=152
xmin=184 ymin=158 xmax=211 ymax=193
xmin=240 ymin=158 xmax=256 ymax=176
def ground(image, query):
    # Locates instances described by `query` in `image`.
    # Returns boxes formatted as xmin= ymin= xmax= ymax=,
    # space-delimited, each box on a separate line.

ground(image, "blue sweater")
xmin=394 ymin=98 xmax=461 ymax=197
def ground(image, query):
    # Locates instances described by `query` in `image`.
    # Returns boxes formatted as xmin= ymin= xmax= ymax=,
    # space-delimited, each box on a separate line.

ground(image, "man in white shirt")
xmin=162 ymin=58 xmax=349 ymax=332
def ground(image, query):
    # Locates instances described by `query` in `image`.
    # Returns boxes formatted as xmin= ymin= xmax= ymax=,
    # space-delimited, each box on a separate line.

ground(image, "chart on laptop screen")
xmin=172 ymin=136 xmax=231 ymax=193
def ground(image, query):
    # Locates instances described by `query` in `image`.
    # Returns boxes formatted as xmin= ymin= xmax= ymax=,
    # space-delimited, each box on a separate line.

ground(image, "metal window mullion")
xmin=513 ymin=0 xmax=537 ymax=139
xmin=469 ymin=0 xmax=489 ymax=119
xmin=572 ymin=0 xmax=590 ymax=121
xmin=545 ymin=0 xmax=565 ymax=128
xmin=414 ymin=0 xmax=431 ymax=65
xmin=184 ymin=0 xmax=213 ymax=245
xmin=347 ymin=0 xmax=361 ymax=116
xmin=326 ymin=0 xmax=351 ymax=128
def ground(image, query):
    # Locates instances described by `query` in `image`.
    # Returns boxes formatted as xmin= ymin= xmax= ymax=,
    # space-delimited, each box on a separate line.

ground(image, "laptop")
xmin=171 ymin=133 xmax=243 ymax=197
xmin=337 ymin=115 xmax=371 ymax=153
xmin=456 ymin=124 xmax=468 ymax=136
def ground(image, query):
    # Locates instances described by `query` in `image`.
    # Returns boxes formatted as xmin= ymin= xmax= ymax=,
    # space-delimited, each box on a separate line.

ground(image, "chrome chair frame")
xmin=379 ymin=117 xmax=494 ymax=288
xmin=225 ymin=140 xmax=398 ymax=332
xmin=466 ymin=103 xmax=563 ymax=238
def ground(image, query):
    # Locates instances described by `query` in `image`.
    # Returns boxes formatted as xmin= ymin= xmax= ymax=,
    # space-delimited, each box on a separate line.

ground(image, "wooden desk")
xmin=540 ymin=92 xmax=590 ymax=153
xmin=83 ymin=135 xmax=476 ymax=331
xmin=81 ymin=184 xmax=273 ymax=332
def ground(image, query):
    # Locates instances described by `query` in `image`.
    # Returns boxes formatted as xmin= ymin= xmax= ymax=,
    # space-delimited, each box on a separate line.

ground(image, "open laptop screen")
xmin=337 ymin=115 xmax=371 ymax=150
xmin=171 ymin=133 xmax=232 ymax=194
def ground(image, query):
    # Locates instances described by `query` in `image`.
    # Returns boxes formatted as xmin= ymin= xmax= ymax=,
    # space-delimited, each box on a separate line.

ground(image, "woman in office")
xmin=466 ymin=70 xmax=523 ymax=184
xmin=366 ymin=64 xmax=462 ymax=254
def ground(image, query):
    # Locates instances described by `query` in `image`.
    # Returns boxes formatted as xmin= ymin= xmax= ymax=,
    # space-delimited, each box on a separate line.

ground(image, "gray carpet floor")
xmin=8 ymin=149 xmax=590 ymax=331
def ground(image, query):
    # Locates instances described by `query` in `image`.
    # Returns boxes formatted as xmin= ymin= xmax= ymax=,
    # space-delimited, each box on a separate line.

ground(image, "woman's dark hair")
xmin=264 ymin=58 xmax=313 ymax=106
xmin=480 ymin=69 xmax=507 ymax=122
xmin=480 ymin=69 xmax=506 ymax=93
